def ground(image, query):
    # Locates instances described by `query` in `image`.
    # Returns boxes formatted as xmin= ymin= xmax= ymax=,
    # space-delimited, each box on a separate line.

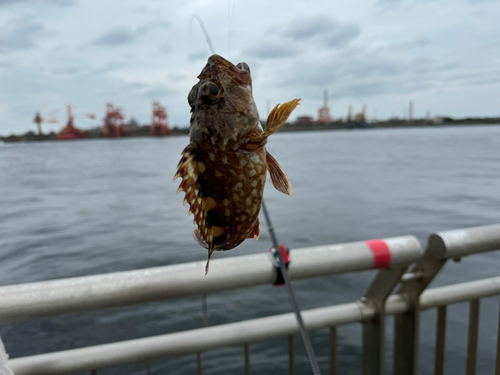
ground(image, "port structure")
xmin=56 ymin=105 xmax=85 ymax=140
xmin=150 ymin=101 xmax=171 ymax=136
xmin=33 ymin=110 xmax=59 ymax=136
xmin=104 ymin=104 xmax=127 ymax=138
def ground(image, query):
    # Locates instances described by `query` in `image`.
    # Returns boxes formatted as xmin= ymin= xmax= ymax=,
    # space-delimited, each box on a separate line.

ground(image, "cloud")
xmin=244 ymin=40 xmax=299 ymax=59
xmin=283 ymin=15 xmax=361 ymax=48
xmin=93 ymin=21 xmax=171 ymax=47
xmin=92 ymin=62 xmax=129 ymax=75
xmin=0 ymin=18 xmax=49 ymax=54
xmin=142 ymin=83 xmax=177 ymax=99
xmin=188 ymin=49 xmax=210 ymax=61
xmin=0 ymin=0 xmax=74 ymax=6
xmin=52 ymin=66 xmax=82 ymax=75
xmin=388 ymin=36 xmax=430 ymax=51
xmin=93 ymin=28 xmax=135 ymax=46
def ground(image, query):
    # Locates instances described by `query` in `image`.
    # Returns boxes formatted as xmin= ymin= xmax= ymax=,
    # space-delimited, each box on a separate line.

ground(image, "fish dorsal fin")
xmin=264 ymin=99 xmax=301 ymax=138
xmin=175 ymin=144 xmax=213 ymax=249
xmin=266 ymin=151 xmax=292 ymax=195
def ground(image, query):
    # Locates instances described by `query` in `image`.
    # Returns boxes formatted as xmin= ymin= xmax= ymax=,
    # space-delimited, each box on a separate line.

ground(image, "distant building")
xmin=318 ymin=90 xmax=331 ymax=123
xmin=296 ymin=116 xmax=313 ymax=123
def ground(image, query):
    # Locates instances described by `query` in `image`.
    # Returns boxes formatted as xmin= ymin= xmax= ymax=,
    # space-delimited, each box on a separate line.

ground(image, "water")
xmin=1 ymin=125 xmax=500 ymax=375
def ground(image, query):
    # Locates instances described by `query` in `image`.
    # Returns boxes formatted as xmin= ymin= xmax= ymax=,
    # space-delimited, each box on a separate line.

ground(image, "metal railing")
xmin=2 ymin=224 xmax=500 ymax=375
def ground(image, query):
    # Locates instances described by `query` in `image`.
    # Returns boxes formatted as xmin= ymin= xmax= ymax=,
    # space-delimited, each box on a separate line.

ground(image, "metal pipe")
xmin=288 ymin=335 xmax=294 ymax=375
xmin=244 ymin=343 xmax=250 ymax=375
xmin=329 ymin=327 xmax=337 ymax=375
xmin=9 ymin=276 xmax=500 ymax=375
xmin=466 ymin=299 xmax=480 ymax=375
xmin=429 ymin=224 xmax=500 ymax=260
xmin=496 ymin=297 xmax=500 ymax=375
xmin=434 ymin=306 xmax=446 ymax=375
xmin=0 ymin=236 xmax=421 ymax=323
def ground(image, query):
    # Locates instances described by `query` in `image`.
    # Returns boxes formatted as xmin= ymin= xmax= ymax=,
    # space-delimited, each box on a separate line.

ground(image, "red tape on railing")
xmin=365 ymin=239 xmax=391 ymax=268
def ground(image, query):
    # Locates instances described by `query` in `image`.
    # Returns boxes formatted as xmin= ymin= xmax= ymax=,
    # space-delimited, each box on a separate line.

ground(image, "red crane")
xmin=56 ymin=105 xmax=86 ymax=140
xmin=150 ymin=101 xmax=171 ymax=136
xmin=104 ymin=104 xmax=127 ymax=137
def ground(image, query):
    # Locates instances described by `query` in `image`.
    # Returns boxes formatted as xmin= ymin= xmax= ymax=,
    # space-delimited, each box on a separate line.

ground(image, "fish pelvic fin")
xmin=247 ymin=218 xmax=260 ymax=240
xmin=264 ymin=99 xmax=301 ymax=138
xmin=193 ymin=229 xmax=209 ymax=249
xmin=266 ymin=151 xmax=292 ymax=195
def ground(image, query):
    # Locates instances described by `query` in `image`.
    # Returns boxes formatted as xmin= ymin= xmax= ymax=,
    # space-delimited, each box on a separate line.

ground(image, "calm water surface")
xmin=1 ymin=125 xmax=500 ymax=374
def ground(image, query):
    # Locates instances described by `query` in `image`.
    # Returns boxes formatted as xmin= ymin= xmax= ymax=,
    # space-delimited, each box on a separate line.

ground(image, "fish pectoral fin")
xmin=266 ymin=151 xmax=292 ymax=195
xmin=264 ymin=99 xmax=301 ymax=138
xmin=193 ymin=229 xmax=209 ymax=249
xmin=247 ymin=219 xmax=260 ymax=240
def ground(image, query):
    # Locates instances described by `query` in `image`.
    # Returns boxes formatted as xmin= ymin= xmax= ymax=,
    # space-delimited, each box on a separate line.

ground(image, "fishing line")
xmin=190 ymin=12 xmax=322 ymax=375
xmin=189 ymin=15 xmax=215 ymax=55
xmin=262 ymin=202 xmax=322 ymax=375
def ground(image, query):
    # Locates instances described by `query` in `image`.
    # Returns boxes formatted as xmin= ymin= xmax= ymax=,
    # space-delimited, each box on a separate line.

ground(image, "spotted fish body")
xmin=175 ymin=54 xmax=300 ymax=273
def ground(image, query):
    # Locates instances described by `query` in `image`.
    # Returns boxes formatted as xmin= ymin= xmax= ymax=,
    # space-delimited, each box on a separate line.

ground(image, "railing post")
xmin=329 ymin=327 xmax=337 ymax=375
xmin=362 ymin=265 xmax=409 ymax=375
xmin=244 ymin=343 xmax=250 ymax=375
xmin=496 ymin=297 xmax=500 ymax=375
xmin=434 ymin=306 xmax=447 ymax=375
xmin=393 ymin=239 xmax=447 ymax=375
xmin=466 ymin=299 xmax=480 ymax=375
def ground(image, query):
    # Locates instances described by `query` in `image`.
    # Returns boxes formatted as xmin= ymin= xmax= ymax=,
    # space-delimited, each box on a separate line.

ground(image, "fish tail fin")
xmin=205 ymin=246 xmax=215 ymax=275
xmin=264 ymin=99 xmax=301 ymax=138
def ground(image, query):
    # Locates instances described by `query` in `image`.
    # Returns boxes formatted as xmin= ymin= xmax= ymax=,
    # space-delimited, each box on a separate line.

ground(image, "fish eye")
xmin=209 ymin=84 xmax=220 ymax=97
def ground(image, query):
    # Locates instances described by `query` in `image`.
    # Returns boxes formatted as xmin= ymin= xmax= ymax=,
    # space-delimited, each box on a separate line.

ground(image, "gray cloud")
xmin=284 ymin=15 xmax=361 ymax=49
xmin=388 ymin=36 xmax=430 ymax=51
xmin=244 ymin=40 xmax=299 ymax=59
xmin=273 ymin=46 xmax=463 ymax=101
xmin=93 ymin=21 xmax=171 ymax=47
xmin=188 ymin=49 xmax=210 ymax=61
xmin=159 ymin=44 xmax=170 ymax=53
xmin=142 ymin=83 xmax=177 ymax=99
xmin=0 ymin=18 xmax=47 ymax=53
xmin=93 ymin=28 xmax=135 ymax=46
xmin=52 ymin=66 xmax=82 ymax=75
xmin=92 ymin=62 xmax=128 ymax=75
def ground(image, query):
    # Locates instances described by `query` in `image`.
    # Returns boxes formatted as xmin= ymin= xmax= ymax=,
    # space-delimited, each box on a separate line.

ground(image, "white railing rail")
xmin=3 ymin=223 xmax=500 ymax=375
xmin=7 ymin=276 xmax=500 ymax=375
xmin=0 ymin=236 xmax=420 ymax=323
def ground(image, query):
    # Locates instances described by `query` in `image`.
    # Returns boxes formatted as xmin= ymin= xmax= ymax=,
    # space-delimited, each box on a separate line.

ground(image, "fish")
xmin=175 ymin=54 xmax=300 ymax=274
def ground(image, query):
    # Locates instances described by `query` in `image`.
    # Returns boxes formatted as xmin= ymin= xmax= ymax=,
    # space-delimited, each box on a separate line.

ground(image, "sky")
xmin=1 ymin=0 xmax=500 ymax=135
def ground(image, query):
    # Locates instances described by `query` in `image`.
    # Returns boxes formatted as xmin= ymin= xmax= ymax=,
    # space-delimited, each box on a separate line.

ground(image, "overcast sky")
xmin=1 ymin=0 xmax=500 ymax=135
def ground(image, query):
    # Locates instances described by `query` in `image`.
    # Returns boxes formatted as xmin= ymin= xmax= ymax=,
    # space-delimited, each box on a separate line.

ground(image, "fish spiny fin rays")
xmin=175 ymin=144 xmax=210 ymax=246
xmin=264 ymin=99 xmax=301 ymax=138
xmin=247 ymin=218 xmax=260 ymax=240
xmin=266 ymin=151 xmax=292 ymax=195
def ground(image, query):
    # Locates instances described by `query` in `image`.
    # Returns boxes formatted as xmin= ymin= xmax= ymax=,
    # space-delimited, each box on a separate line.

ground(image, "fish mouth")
xmin=206 ymin=54 xmax=251 ymax=87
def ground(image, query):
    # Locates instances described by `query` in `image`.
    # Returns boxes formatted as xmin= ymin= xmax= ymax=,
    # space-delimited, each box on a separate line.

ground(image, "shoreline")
xmin=2 ymin=119 xmax=500 ymax=143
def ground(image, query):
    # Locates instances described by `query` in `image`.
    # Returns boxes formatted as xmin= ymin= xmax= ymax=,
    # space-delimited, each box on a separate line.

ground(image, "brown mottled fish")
xmin=175 ymin=54 xmax=300 ymax=274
